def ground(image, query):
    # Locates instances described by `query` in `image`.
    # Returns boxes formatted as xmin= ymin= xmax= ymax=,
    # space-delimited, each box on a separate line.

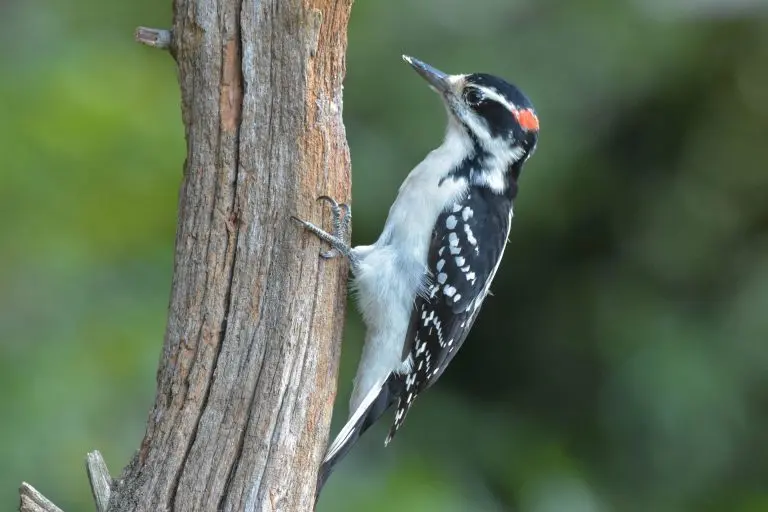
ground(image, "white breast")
xmin=346 ymin=124 xmax=472 ymax=413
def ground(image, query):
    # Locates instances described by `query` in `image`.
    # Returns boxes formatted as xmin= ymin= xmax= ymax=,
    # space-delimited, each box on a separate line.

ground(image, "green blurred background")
xmin=2 ymin=0 xmax=768 ymax=510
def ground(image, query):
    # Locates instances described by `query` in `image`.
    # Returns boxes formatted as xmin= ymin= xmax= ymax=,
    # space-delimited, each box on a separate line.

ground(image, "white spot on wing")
xmin=448 ymin=232 xmax=459 ymax=247
xmin=446 ymin=215 xmax=457 ymax=230
xmin=444 ymin=285 xmax=456 ymax=297
xmin=464 ymin=224 xmax=477 ymax=246
xmin=437 ymin=272 xmax=447 ymax=284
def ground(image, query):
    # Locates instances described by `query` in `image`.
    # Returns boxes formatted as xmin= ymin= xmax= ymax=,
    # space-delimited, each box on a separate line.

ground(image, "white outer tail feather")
xmin=323 ymin=373 xmax=391 ymax=463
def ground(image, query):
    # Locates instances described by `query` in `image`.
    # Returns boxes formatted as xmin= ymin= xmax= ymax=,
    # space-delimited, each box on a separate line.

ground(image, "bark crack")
xmin=240 ymin=231 xmax=288 ymax=501
xmin=169 ymin=4 xmax=244 ymax=507
xmin=216 ymin=234 xmax=286 ymax=511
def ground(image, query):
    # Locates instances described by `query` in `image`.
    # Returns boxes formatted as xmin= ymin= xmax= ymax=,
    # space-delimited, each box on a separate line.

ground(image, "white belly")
xmin=345 ymin=126 xmax=471 ymax=414
xmin=347 ymin=244 xmax=419 ymax=412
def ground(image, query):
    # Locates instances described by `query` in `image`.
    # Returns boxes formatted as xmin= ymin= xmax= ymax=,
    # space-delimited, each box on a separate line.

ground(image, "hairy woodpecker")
xmin=293 ymin=55 xmax=539 ymax=495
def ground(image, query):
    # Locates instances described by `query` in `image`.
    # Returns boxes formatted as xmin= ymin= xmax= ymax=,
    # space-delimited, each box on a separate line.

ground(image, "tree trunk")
xmin=19 ymin=0 xmax=353 ymax=511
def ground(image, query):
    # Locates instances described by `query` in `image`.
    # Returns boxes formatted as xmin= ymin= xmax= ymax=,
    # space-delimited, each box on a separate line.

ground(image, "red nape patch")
xmin=513 ymin=108 xmax=539 ymax=132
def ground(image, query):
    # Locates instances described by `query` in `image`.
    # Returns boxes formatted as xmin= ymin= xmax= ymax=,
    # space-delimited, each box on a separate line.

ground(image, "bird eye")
xmin=463 ymin=88 xmax=482 ymax=106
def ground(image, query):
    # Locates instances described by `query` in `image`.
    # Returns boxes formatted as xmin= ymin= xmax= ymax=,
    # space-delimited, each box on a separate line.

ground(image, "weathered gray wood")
xmin=86 ymin=451 xmax=112 ymax=512
xmin=106 ymin=0 xmax=354 ymax=511
xmin=19 ymin=483 xmax=63 ymax=512
xmin=134 ymin=27 xmax=172 ymax=50
xmin=18 ymin=0 xmax=352 ymax=510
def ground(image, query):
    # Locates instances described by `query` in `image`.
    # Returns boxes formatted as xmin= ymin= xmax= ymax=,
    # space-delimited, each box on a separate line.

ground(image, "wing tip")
xmin=384 ymin=397 xmax=412 ymax=447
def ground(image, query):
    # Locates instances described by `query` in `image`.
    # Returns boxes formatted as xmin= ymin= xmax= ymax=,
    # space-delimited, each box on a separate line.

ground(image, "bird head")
xmin=403 ymin=55 xmax=539 ymax=164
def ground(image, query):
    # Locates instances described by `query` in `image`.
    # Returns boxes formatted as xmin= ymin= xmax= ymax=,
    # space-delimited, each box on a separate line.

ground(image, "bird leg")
xmin=292 ymin=195 xmax=354 ymax=263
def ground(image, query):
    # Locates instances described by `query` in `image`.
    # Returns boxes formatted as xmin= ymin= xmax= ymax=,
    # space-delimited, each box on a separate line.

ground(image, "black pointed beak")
xmin=402 ymin=55 xmax=451 ymax=94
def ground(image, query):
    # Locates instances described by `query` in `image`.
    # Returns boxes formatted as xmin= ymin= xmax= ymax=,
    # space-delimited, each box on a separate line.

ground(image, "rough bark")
xmin=19 ymin=484 xmax=63 ymax=512
xmin=19 ymin=0 xmax=353 ymax=510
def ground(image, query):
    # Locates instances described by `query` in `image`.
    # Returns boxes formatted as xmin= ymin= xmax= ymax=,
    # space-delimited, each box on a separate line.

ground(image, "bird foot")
xmin=292 ymin=195 xmax=352 ymax=260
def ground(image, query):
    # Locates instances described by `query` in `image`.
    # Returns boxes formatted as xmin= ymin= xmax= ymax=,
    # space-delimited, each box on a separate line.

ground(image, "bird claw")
xmin=293 ymin=195 xmax=352 ymax=260
xmin=316 ymin=195 xmax=351 ymax=247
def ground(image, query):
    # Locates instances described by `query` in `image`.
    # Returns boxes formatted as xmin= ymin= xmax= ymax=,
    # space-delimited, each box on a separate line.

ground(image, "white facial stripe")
xmin=462 ymin=111 xmax=491 ymax=141
xmin=457 ymin=84 xmax=521 ymax=144
xmin=475 ymin=85 xmax=517 ymax=114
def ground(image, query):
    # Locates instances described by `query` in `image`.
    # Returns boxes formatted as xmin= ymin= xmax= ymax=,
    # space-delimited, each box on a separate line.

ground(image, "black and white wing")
xmin=386 ymin=186 xmax=514 ymax=443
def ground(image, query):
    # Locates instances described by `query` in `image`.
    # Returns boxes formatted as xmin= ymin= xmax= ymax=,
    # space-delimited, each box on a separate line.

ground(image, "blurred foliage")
xmin=1 ymin=0 xmax=767 ymax=510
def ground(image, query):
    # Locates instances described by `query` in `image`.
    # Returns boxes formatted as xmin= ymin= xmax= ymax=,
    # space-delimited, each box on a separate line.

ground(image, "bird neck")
xmin=440 ymin=146 xmax=525 ymax=201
